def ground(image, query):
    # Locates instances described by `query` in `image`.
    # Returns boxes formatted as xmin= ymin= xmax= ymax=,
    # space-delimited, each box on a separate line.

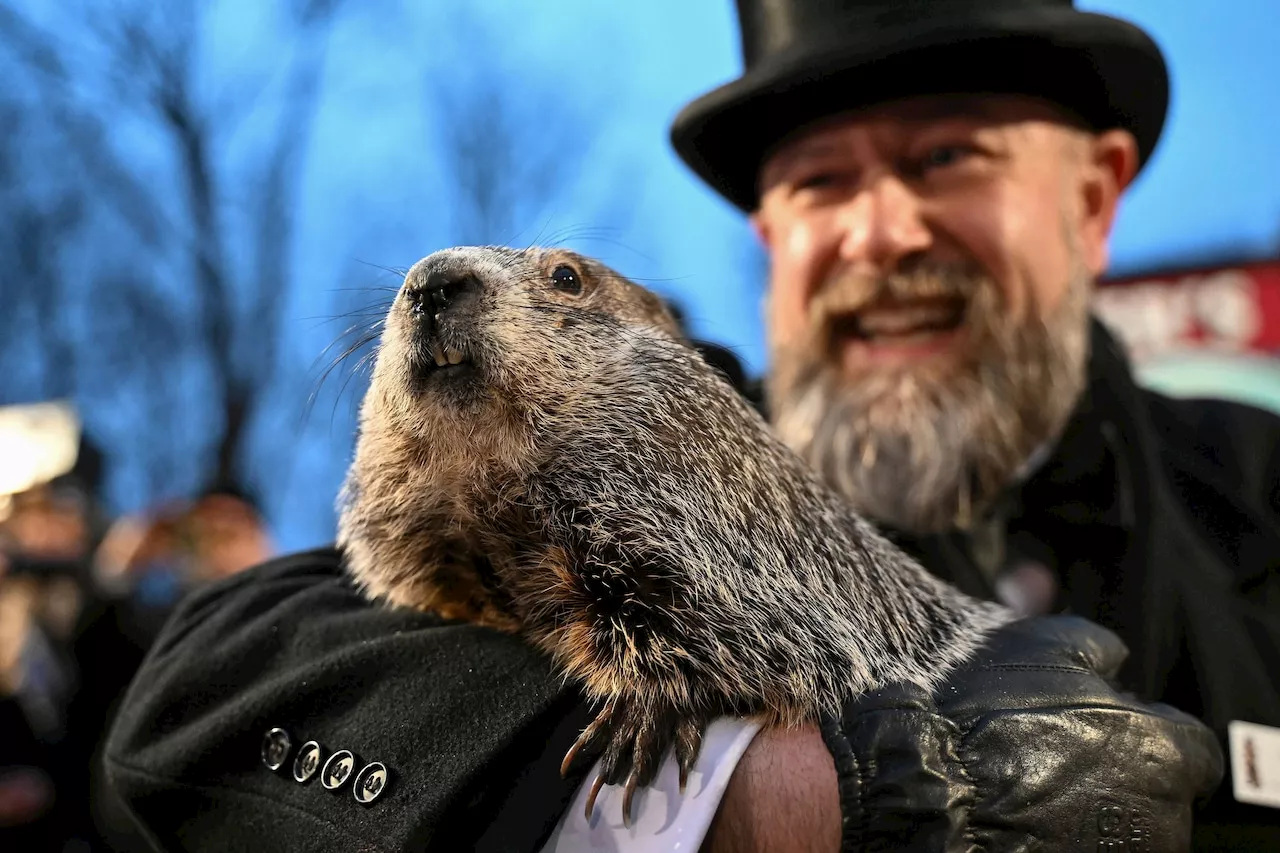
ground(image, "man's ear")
xmin=748 ymin=211 xmax=774 ymax=346
xmin=749 ymin=212 xmax=771 ymax=249
xmin=1078 ymin=129 xmax=1140 ymax=276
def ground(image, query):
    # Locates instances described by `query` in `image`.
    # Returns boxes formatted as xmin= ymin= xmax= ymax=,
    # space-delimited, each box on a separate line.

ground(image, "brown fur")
xmin=337 ymin=245 xmax=1009 ymax=822
xmin=338 ymin=247 xmax=683 ymax=631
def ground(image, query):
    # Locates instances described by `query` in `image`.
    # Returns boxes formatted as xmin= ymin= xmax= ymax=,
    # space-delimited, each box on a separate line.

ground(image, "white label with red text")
xmin=1228 ymin=720 xmax=1280 ymax=809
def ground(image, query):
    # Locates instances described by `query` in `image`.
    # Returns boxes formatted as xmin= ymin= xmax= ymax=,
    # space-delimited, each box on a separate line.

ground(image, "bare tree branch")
xmin=80 ymin=271 xmax=191 ymax=500
xmin=420 ymin=5 xmax=639 ymax=260
xmin=0 ymin=0 xmax=343 ymax=504
xmin=426 ymin=29 xmax=596 ymax=245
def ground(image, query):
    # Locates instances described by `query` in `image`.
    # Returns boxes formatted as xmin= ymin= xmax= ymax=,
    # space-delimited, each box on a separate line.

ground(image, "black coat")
xmin=104 ymin=319 xmax=1280 ymax=851
xmin=893 ymin=321 xmax=1280 ymax=851
xmin=102 ymin=552 xmax=592 ymax=852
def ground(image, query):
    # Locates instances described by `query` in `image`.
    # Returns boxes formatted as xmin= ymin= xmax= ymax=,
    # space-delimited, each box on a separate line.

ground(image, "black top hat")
xmin=669 ymin=0 xmax=1169 ymax=212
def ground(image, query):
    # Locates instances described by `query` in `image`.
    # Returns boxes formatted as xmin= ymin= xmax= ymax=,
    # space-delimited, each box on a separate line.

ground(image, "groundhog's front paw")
xmin=560 ymin=695 xmax=706 ymax=827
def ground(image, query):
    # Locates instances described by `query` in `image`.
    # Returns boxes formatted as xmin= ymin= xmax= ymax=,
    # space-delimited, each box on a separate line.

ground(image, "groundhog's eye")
xmin=550 ymin=264 xmax=582 ymax=295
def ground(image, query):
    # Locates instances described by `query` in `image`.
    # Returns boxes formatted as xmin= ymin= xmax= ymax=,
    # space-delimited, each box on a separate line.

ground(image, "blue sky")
xmin=1077 ymin=0 xmax=1280 ymax=268
xmin=287 ymin=0 xmax=1280 ymax=372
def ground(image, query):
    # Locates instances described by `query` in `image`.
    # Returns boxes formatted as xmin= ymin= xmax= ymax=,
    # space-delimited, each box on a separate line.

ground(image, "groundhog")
xmin=337 ymin=245 xmax=1011 ymax=824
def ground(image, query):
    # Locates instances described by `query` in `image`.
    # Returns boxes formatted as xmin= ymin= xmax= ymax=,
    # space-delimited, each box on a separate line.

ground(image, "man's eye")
xmin=794 ymin=172 xmax=838 ymax=190
xmin=918 ymin=145 xmax=975 ymax=172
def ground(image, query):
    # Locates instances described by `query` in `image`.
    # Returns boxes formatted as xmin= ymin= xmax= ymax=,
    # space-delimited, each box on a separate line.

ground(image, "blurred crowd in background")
xmin=0 ymin=401 xmax=272 ymax=850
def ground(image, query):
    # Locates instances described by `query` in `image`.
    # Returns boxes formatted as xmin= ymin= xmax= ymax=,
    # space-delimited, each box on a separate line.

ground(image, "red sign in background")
xmin=1094 ymin=261 xmax=1280 ymax=363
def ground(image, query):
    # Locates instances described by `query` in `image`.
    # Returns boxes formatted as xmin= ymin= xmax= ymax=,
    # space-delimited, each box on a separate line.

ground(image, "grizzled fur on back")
xmin=338 ymin=245 xmax=1010 ymax=736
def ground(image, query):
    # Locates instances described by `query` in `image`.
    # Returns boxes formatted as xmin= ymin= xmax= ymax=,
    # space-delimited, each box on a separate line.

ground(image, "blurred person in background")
xmin=91 ymin=481 xmax=274 ymax=619
xmin=0 ymin=451 xmax=107 ymax=851
xmin=100 ymin=2 xmax=1247 ymax=852
xmin=0 ymin=544 xmax=68 ymax=852
xmin=0 ymin=401 xmax=273 ymax=851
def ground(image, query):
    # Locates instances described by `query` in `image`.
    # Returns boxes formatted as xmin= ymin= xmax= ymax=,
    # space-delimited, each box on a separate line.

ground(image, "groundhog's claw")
xmin=583 ymin=774 xmax=606 ymax=820
xmin=562 ymin=697 xmax=618 ymax=780
xmin=565 ymin=696 xmax=710 ymax=826
xmin=674 ymin=718 xmax=703 ymax=793
xmin=621 ymin=772 xmax=640 ymax=828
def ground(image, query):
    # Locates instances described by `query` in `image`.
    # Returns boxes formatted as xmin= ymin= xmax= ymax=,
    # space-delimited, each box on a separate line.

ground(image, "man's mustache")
xmin=807 ymin=264 xmax=986 ymax=334
xmin=811 ymin=265 xmax=979 ymax=313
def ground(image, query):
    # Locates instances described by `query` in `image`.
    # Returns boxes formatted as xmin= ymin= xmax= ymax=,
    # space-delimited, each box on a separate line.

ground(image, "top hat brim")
xmin=669 ymin=7 xmax=1169 ymax=212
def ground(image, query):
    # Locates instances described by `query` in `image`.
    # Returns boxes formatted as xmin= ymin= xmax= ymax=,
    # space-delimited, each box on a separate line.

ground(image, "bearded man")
xmin=103 ymin=2 xmax=1273 ymax=852
xmin=666 ymin=1 xmax=1280 ymax=848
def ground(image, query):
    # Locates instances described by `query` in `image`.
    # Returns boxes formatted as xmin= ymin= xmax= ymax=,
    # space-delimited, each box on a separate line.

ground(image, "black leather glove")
xmin=819 ymin=615 xmax=1223 ymax=852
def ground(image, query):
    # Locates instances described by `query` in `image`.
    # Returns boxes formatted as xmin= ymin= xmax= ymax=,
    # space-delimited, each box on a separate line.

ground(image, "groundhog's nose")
xmin=420 ymin=268 xmax=481 ymax=317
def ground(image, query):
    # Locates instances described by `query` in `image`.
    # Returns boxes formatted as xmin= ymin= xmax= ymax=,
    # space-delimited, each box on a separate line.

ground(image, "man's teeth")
xmin=856 ymin=303 xmax=961 ymax=337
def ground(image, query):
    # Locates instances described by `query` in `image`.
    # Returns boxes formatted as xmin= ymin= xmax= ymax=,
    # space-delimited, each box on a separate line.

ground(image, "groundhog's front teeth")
xmin=446 ymin=348 xmax=465 ymax=365
xmin=431 ymin=340 xmax=447 ymax=367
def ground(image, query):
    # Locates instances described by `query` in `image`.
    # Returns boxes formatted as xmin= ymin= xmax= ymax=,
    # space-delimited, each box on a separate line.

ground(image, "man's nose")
xmin=834 ymin=175 xmax=932 ymax=271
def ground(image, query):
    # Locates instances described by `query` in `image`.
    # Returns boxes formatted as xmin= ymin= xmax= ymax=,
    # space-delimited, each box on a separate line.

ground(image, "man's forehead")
xmin=763 ymin=94 xmax=1078 ymax=165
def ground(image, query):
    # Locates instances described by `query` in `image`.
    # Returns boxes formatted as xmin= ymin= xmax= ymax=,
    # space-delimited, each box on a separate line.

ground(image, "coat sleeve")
xmin=102 ymin=547 xmax=593 ymax=853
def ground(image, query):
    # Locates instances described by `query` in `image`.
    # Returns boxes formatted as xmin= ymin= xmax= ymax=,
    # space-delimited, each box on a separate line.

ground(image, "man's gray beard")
xmin=766 ymin=265 xmax=1091 ymax=536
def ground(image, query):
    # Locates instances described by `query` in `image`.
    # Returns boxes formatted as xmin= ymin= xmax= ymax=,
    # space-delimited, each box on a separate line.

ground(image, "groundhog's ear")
xmin=640 ymin=293 xmax=686 ymax=343
xmin=656 ymin=296 xmax=693 ymax=341
xmin=691 ymin=340 xmax=757 ymax=404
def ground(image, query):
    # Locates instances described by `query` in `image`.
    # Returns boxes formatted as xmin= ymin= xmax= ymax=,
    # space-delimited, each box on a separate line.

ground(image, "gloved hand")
xmin=819 ymin=615 xmax=1223 ymax=852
